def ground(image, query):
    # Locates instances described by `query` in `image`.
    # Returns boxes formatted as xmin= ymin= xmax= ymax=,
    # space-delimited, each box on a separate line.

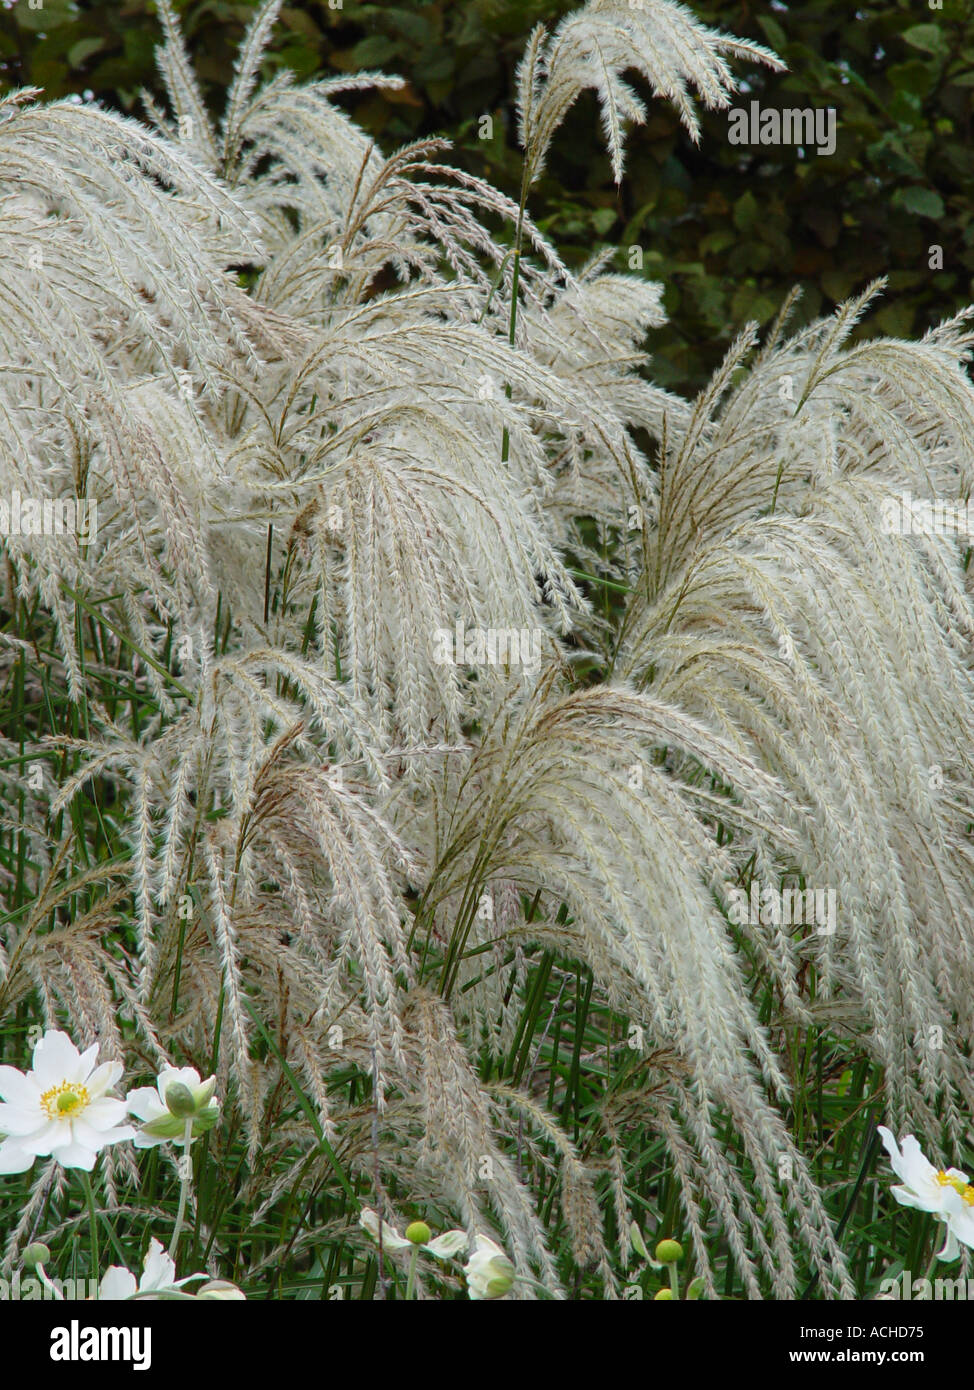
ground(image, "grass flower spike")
xmin=0 ymin=1031 xmax=134 ymax=1174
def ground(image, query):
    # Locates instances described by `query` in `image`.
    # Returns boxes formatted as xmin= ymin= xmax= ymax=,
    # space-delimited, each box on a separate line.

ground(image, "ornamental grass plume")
xmin=1 ymin=0 xmax=973 ymax=1300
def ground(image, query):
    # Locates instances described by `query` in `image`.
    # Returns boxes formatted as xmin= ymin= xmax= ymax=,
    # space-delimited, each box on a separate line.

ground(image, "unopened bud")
xmin=196 ymin=1279 xmax=246 ymax=1300
xmin=164 ymin=1081 xmax=197 ymax=1117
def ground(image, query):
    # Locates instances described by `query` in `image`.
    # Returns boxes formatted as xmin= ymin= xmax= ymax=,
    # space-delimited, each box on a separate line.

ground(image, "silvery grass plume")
xmin=614 ymin=288 xmax=974 ymax=1148
xmin=0 ymin=0 xmax=971 ymax=1300
xmin=516 ymin=0 xmax=784 ymax=184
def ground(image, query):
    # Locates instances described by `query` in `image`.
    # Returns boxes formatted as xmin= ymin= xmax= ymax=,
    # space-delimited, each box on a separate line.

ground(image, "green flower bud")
xmin=654 ymin=1287 xmax=674 ymax=1300
xmin=129 ymin=1068 xmax=221 ymax=1152
xmin=164 ymin=1081 xmax=197 ymax=1117
xmin=405 ymin=1221 xmax=432 ymax=1245
xmin=484 ymin=1272 xmax=515 ymax=1298
xmin=196 ymin=1279 xmax=246 ymax=1300
xmin=654 ymin=1238 xmax=684 ymax=1264
xmin=464 ymin=1236 xmax=516 ymax=1300
xmin=23 ymin=1242 xmax=51 ymax=1271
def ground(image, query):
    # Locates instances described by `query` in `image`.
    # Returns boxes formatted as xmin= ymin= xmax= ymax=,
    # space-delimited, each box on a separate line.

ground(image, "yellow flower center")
xmin=935 ymin=1171 xmax=974 ymax=1203
xmin=40 ymin=1081 xmax=89 ymax=1120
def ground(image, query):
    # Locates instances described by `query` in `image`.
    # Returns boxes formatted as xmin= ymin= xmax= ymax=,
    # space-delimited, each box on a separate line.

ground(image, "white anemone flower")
xmin=97 ymin=1239 xmax=202 ymax=1300
xmin=0 ymin=1030 xmax=134 ymax=1173
xmin=358 ymin=1208 xmax=468 ymax=1260
xmin=463 ymin=1234 xmax=516 ymax=1300
xmin=878 ymin=1126 xmax=974 ymax=1259
xmin=125 ymin=1066 xmax=219 ymax=1148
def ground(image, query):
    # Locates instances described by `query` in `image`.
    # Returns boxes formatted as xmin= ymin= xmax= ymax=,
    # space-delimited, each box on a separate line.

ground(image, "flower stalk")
xmin=168 ymin=1117 xmax=195 ymax=1260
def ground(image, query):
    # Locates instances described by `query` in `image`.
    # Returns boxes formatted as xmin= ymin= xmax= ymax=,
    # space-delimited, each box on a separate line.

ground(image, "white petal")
xmin=99 ymin=1267 xmax=138 ymax=1300
xmin=19 ymin=1120 xmax=62 ymax=1155
xmin=70 ymin=1120 xmax=107 ymax=1150
xmin=74 ymin=1043 xmax=101 ymax=1085
xmin=71 ymin=1118 xmax=135 ymax=1150
xmin=379 ymin=1230 xmax=412 ymax=1251
xmin=472 ymin=1234 xmax=507 ymax=1260
xmin=0 ymin=1100 xmax=46 ymax=1136
xmin=32 ymin=1031 xmax=81 ymax=1086
xmin=889 ymin=1183 xmax=937 ymax=1214
xmin=161 ymin=1066 xmax=202 ymax=1093
xmin=358 ymin=1207 xmax=410 ymax=1251
xmin=132 ymin=1131 xmax=165 ymax=1150
xmin=79 ymin=1098 xmax=129 ymax=1131
xmin=424 ymin=1230 xmax=469 ymax=1259
xmin=877 ymin=1126 xmax=899 ymax=1168
xmin=0 ymin=1138 xmax=35 ymax=1173
xmin=125 ymin=1088 xmax=166 ymax=1122
xmin=140 ymin=1240 xmax=178 ymax=1291
xmin=49 ymin=1139 xmax=97 ymax=1170
xmin=936 ymin=1223 xmax=960 ymax=1262
xmin=98 ymin=1123 xmax=136 ymax=1147
xmin=84 ymin=1060 xmax=122 ymax=1099
xmin=0 ymin=1066 xmax=40 ymax=1107
xmin=947 ymin=1207 xmax=974 ymax=1251
xmin=898 ymin=1135 xmax=938 ymax=1190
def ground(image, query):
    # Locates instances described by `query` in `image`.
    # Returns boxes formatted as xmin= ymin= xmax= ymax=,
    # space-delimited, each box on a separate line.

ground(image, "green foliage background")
xmin=2 ymin=0 xmax=972 ymax=388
